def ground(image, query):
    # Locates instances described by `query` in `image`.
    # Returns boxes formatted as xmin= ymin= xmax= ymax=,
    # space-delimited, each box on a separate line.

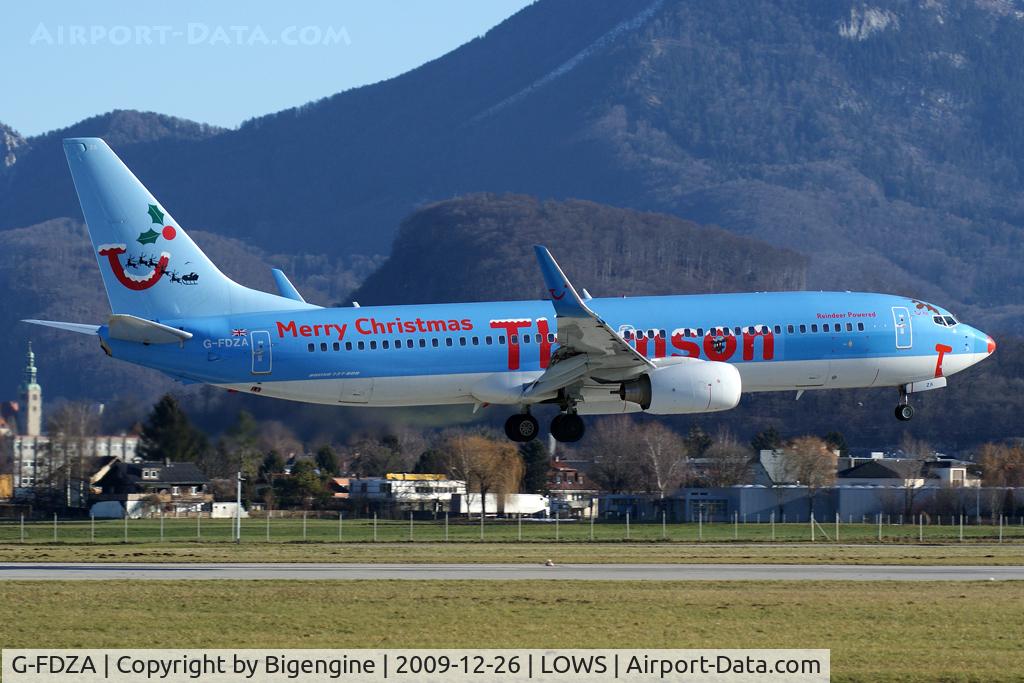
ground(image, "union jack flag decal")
xmin=232 ymin=329 xmax=248 ymax=337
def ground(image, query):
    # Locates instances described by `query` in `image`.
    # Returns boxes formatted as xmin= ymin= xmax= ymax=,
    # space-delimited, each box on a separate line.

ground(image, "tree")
xmin=45 ymin=401 xmax=100 ymax=508
xmin=780 ymin=436 xmax=837 ymax=517
xmin=684 ymin=423 xmax=713 ymax=458
xmin=413 ymin=448 xmax=450 ymax=475
xmin=637 ymin=422 xmax=689 ymax=498
xmin=823 ymin=431 xmax=848 ymax=456
xmin=703 ymin=428 xmax=752 ymax=487
xmin=348 ymin=436 xmax=403 ymax=477
xmin=751 ymin=426 xmax=783 ymax=452
xmin=138 ymin=394 xmax=207 ymax=463
xmin=519 ymin=439 xmax=550 ymax=494
xmin=443 ymin=431 xmax=523 ymax=518
xmin=260 ymin=451 xmax=286 ymax=482
xmin=315 ymin=444 xmax=339 ymax=476
xmin=980 ymin=443 xmax=1024 ymax=488
xmin=583 ymin=417 xmax=643 ymax=494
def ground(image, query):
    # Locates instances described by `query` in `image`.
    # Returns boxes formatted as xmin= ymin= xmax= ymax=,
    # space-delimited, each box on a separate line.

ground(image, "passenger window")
xmin=799 ymin=324 xmax=807 ymax=333
xmin=358 ymin=341 xmax=365 ymax=350
xmin=419 ymin=339 xmax=426 ymax=348
xmin=697 ymin=328 xmax=704 ymax=336
xmin=623 ymin=330 xmax=633 ymax=340
xmin=445 ymin=338 xmax=453 ymax=347
xmin=382 ymin=340 xmax=390 ymax=349
xmin=774 ymin=325 xmax=781 ymax=335
xmin=846 ymin=323 xmax=853 ymax=332
xmin=499 ymin=335 xmax=506 ymax=344
xmin=345 ymin=342 xmax=353 ymax=351
xmin=431 ymin=338 xmax=439 ymax=348
xmin=307 ymin=343 xmax=315 ymax=352
xmin=511 ymin=334 xmax=519 ymax=344
xmin=548 ymin=333 xmax=555 ymax=342
xmin=485 ymin=336 xmax=493 ymax=345
xmin=857 ymin=322 xmax=865 ymax=331
xmin=472 ymin=337 xmax=479 ymax=346
xmin=333 ymin=342 xmax=340 ymax=351
xmin=370 ymin=340 xmax=377 ymax=350
xmin=522 ymin=334 xmax=530 ymax=344
xmin=407 ymin=339 xmax=413 ymax=348
xmin=811 ymin=324 xmax=818 ymax=333
xmin=636 ymin=330 xmax=645 ymax=340
xmin=320 ymin=342 xmax=328 ymax=352
xmin=787 ymin=324 xmax=794 ymax=334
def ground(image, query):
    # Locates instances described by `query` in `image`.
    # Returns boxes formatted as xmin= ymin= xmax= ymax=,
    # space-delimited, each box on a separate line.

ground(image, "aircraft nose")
xmin=987 ymin=335 xmax=996 ymax=355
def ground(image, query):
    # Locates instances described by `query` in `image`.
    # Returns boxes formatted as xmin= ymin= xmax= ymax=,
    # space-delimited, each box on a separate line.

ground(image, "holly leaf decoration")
xmin=137 ymin=228 xmax=160 ymax=245
xmin=147 ymin=204 xmax=165 ymax=224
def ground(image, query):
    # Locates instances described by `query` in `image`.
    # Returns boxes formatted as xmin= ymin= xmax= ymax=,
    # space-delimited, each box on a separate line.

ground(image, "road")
xmin=0 ymin=563 xmax=1021 ymax=581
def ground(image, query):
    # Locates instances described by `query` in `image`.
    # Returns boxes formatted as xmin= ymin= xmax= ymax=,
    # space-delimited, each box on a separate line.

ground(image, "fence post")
xmin=734 ymin=511 xmax=738 ymax=540
xmin=835 ymin=513 xmax=839 ymax=543
xmin=91 ymin=514 xmax=95 ymax=543
xmin=480 ymin=511 xmax=484 ymax=541
xmin=445 ymin=512 xmax=449 ymax=542
xmin=339 ymin=512 xmax=343 ymax=543
xmin=590 ymin=513 xmax=595 ymax=542
xmin=197 ymin=512 xmax=201 ymax=540
xmin=53 ymin=513 xmax=58 ymax=543
xmin=918 ymin=514 xmax=923 ymax=543
xmin=409 ymin=512 xmax=414 ymax=542
xmin=770 ymin=511 xmax=775 ymax=542
xmin=698 ymin=509 xmax=703 ymax=542
xmin=373 ymin=513 xmax=378 ymax=542
xmin=662 ymin=510 xmax=666 ymax=540
xmin=810 ymin=512 xmax=815 ymax=542
xmin=20 ymin=514 xmax=24 ymax=543
xmin=959 ymin=514 xmax=964 ymax=542
xmin=555 ymin=512 xmax=560 ymax=542
xmin=625 ymin=510 xmax=630 ymax=540
xmin=303 ymin=511 xmax=308 ymax=541
xmin=877 ymin=513 xmax=882 ymax=542
xmin=123 ymin=512 xmax=128 ymax=544
xmin=160 ymin=512 xmax=165 ymax=542
xmin=999 ymin=515 xmax=1003 ymax=544
xmin=266 ymin=513 xmax=270 ymax=542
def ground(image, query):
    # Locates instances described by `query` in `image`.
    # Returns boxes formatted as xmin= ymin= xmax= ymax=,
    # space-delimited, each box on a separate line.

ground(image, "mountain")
xmin=3 ymin=0 xmax=1024 ymax=332
xmin=352 ymin=194 xmax=807 ymax=304
xmin=1 ymin=122 xmax=25 ymax=169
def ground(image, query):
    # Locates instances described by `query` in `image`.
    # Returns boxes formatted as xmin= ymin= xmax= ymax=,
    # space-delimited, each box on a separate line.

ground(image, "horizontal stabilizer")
xmin=22 ymin=319 xmax=100 ymax=335
xmin=108 ymin=314 xmax=192 ymax=344
xmin=272 ymin=268 xmax=306 ymax=303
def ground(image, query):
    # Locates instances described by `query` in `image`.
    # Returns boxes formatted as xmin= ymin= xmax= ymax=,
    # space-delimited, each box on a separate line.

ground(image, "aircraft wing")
xmin=525 ymin=246 xmax=652 ymax=398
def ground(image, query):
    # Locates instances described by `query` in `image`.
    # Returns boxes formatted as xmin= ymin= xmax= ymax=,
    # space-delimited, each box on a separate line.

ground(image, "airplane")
xmin=25 ymin=138 xmax=996 ymax=443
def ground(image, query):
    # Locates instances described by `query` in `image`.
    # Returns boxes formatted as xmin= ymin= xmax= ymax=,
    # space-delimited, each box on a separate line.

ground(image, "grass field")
xmin=3 ymin=541 xmax=1024 ymax=565
xmin=3 ymin=516 xmax=1022 ymax=545
xmin=0 ymin=580 xmax=1020 ymax=682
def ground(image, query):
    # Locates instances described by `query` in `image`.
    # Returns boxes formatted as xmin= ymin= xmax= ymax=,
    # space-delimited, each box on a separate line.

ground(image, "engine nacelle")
xmin=618 ymin=360 xmax=742 ymax=414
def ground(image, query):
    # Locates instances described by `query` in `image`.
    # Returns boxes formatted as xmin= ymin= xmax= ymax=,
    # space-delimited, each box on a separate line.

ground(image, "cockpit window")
xmin=933 ymin=315 xmax=946 ymax=326
xmin=944 ymin=315 xmax=957 ymax=326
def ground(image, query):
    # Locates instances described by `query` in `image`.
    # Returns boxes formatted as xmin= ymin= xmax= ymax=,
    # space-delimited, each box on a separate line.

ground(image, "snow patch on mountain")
xmin=839 ymin=7 xmax=900 ymax=40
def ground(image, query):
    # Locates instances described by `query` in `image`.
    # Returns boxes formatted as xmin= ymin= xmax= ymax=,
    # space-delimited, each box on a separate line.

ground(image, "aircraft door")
xmin=892 ymin=307 xmax=912 ymax=349
xmin=250 ymin=331 xmax=272 ymax=374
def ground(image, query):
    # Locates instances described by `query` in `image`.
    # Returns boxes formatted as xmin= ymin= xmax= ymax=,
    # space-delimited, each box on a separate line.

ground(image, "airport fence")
xmin=1 ymin=511 xmax=1023 ymax=545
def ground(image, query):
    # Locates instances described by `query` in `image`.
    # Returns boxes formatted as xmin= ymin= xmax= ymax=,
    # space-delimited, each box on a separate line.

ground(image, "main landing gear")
xmin=505 ymin=412 xmax=540 ymax=442
xmin=550 ymin=412 xmax=585 ymax=443
xmin=503 ymin=411 xmax=586 ymax=443
xmin=895 ymin=388 xmax=914 ymax=422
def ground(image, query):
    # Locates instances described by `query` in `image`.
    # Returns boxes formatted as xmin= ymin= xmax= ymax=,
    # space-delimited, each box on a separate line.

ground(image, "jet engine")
xmin=618 ymin=360 xmax=742 ymax=414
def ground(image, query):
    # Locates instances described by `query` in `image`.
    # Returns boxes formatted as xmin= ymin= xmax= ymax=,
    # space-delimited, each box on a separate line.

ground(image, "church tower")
xmin=18 ymin=342 xmax=41 ymax=437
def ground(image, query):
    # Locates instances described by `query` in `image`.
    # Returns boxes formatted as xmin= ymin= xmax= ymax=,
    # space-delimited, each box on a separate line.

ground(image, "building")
xmin=89 ymin=456 xmax=213 ymax=518
xmin=347 ymin=473 xmax=466 ymax=516
xmin=547 ymin=458 xmax=598 ymax=518
xmin=18 ymin=344 xmax=41 ymax=437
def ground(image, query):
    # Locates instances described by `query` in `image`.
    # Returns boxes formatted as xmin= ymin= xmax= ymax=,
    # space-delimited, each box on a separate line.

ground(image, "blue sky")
xmin=1 ymin=0 xmax=533 ymax=136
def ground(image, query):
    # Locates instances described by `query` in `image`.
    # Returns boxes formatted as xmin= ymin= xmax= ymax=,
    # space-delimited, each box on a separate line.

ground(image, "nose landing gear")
xmin=895 ymin=388 xmax=914 ymax=421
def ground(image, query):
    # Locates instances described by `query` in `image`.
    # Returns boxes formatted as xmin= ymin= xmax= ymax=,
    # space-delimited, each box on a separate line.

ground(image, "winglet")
xmin=272 ymin=268 xmax=306 ymax=303
xmin=534 ymin=245 xmax=592 ymax=317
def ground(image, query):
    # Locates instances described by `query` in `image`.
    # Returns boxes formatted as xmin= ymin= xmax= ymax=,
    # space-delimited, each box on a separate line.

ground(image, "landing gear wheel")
xmin=550 ymin=413 xmax=585 ymax=443
xmin=895 ymin=404 xmax=914 ymax=421
xmin=505 ymin=413 xmax=540 ymax=442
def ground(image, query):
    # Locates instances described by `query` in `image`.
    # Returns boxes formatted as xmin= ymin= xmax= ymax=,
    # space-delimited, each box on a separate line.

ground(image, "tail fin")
xmin=63 ymin=138 xmax=314 ymax=320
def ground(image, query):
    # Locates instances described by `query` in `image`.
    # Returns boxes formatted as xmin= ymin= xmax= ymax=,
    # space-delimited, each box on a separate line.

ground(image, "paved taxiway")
xmin=1 ymin=563 xmax=1021 ymax=581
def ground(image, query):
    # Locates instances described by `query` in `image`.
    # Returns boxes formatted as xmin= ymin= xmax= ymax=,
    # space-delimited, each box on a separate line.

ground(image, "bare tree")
xmin=703 ymin=428 xmax=753 ymax=487
xmin=581 ymin=417 xmax=643 ymax=494
xmin=897 ymin=433 xmax=931 ymax=515
xmin=637 ymin=422 xmax=690 ymax=498
xmin=781 ymin=436 xmax=837 ymax=517
xmin=46 ymin=401 xmax=101 ymax=508
xmin=980 ymin=443 xmax=1024 ymax=487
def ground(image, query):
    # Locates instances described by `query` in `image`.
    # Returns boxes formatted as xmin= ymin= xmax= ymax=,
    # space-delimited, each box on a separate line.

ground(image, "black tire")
xmin=505 ymin=414 xmax=539 ymax=442
xmin=551 ymin=413 xmax=586 ymax=443
xmin=895 ymin=404 xmax=914 ymax=421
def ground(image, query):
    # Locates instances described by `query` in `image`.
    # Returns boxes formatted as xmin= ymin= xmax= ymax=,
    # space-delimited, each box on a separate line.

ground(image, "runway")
xmin=1 ymin=562 xmax=1021 ymax=581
